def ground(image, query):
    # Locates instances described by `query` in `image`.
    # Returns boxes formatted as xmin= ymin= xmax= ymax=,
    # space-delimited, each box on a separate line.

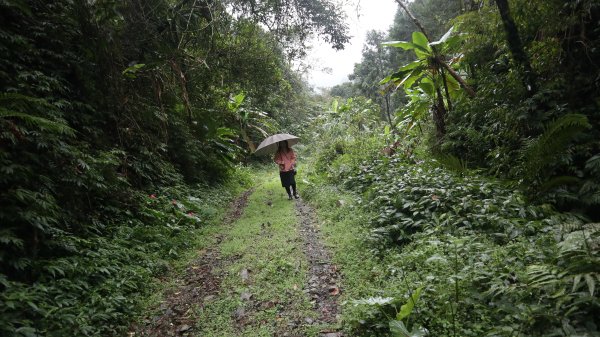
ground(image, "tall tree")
xmin=350 ymin=30 xmax=395 ymax=127
xmin=227 ymin=0 xmax=350 ymax=58
xmin=495 ymin=0 xmax=537 ymax=93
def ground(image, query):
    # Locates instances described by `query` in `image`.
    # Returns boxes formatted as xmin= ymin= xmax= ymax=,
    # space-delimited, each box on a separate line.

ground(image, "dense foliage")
xmin=3 ymin=0 xmax=600 ymax=335
xmin=304 ymin=1 xmax=600 ymax=327
xmin=422 ymin=0 xmax=598 ymax=216
xmin=0 ymin=0 xmax=347 ymax=335
xmin=393 ymin=0 xmax=600 ymax=216
xmin=331 ymin=0 xmax=600 ymax=219
xmin=303 ymin=97 xmax=599 ymax=336
xmin=330 ymin=0 xmax=464 ymax=123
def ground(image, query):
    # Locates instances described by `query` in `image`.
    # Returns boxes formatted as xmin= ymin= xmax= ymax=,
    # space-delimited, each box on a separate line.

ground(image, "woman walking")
xmin=274 ymin=140 xmax=299 ymax=200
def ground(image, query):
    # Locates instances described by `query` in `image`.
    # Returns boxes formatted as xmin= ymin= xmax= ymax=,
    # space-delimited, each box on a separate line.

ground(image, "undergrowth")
xmin=0 ymin=168 xmax=251 ymax=337
xmin=303 ymin=148 xmax=599 ymax=337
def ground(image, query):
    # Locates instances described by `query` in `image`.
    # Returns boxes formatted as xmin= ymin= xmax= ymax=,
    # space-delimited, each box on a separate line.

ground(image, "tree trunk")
xmin=170 ymin=59 xmax=193 ymax=123
xmin=495 ymin=0 xmax=537 ymax=93
xmin=439 ymin=61 xmax=476 ymax=97
xmin=433 ymin=87 xmax=447 ymax=140
xmin=384 ymin=94 xmax=394 ymax=129
xmin=441 ymin=67 xmax=453 ymax=111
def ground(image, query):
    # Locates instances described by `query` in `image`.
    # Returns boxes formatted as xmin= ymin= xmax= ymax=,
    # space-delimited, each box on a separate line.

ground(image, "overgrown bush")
xmin=442 ymin=0 xmax=600 ymax=217
xmin=305 ymin=128 xmax=599 ymax=336
xmin=0 ymin=175 xmax=249 ymax=336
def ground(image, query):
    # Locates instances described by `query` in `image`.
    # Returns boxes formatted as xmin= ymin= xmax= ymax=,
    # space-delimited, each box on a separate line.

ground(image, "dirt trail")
xmin=132 ymin=187 xmax=343 ymax=337
xmin=132 ymin=189 xmax=253 ymax=337
xmin=295 ymin=199 xmax=343 ymax=337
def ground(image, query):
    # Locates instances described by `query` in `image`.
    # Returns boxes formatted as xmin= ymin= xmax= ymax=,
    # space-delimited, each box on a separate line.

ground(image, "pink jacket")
xmin=274 ymin=149 xmax=296 ymax=172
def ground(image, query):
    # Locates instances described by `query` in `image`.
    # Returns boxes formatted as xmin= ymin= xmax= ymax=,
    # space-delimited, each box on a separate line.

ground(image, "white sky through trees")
xmin=305 ymin=0 xmax=398 ymax=89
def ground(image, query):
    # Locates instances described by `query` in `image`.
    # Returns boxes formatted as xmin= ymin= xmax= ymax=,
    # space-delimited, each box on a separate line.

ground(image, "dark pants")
xmin=284 ymin=184 xmax=297 ymax=196
xmin=280 ymin=170 xmax=297 ymax=196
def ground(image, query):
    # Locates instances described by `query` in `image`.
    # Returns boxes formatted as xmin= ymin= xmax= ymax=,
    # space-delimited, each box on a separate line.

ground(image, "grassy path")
xmin=198 ymin=170 xmax=318 ymax=336
xmin=137 ymin=169 xmax=342 ymax=336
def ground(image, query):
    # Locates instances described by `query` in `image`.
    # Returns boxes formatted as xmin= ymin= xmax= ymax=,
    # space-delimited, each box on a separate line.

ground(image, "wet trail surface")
xmin=133 ymin=189 xmax=253 ymax=337
xmin=295 ymin=199 xmax=343 ymax=337
xmin=133 ymin=183 xmax=343 ymax=337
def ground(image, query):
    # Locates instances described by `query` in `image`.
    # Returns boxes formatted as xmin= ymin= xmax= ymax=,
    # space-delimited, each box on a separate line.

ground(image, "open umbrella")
xmin=254 ymin=133 xmax=299 ymax=156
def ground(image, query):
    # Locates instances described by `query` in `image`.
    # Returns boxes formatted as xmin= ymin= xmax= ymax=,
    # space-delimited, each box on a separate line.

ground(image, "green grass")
xmin=133 ymin=172 xmax=253 ymax=326
xmin=302 ymin=185 xmax=390 ymax=332
xmin=195 ymin=170 xmax=322 ymax=336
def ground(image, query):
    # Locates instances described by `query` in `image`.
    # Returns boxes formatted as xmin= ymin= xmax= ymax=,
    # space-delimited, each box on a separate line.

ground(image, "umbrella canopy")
xmin=254 ymin=133 xmax=299 ymax=156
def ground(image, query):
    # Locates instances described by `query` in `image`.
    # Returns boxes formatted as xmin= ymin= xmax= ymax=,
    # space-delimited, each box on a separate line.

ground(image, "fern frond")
xmin=435 ymin=154 xmax=467 ymax=173
xmin=520 ymin=113 xmax=591 ymax=181
xmin=539 ymin=175 xmax=580 ymax=192
xmin=0 ymin=92 xmax=49 ymax=104
xmin=585 ymin=154 xmax=600 ymax=175
xmin=0 ymin=107 xmax=74 ymax=136
xmin=527 ymin=264 xmax=564 ymax=288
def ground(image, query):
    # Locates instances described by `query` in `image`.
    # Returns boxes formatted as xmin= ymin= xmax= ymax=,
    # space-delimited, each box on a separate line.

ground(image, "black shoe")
xmin=288 ymin=195 xmax=293 ymax=200
xmin=294 ymin=193 xmax=299 ymax=199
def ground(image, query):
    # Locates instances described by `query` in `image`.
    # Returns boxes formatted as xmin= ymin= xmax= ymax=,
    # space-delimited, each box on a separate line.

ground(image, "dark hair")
xmin=278 ymin=141 xmax=289 ymax=151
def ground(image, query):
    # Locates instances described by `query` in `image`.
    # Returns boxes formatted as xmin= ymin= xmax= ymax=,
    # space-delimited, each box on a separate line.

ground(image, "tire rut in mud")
xmin=295 ymin=199 xmax=343 ymax=337
xmin=132 ymin=189 xmax=254 ymax=337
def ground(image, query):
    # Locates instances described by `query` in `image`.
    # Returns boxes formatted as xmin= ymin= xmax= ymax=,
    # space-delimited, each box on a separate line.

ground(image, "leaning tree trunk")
xmin=440 ymin=67 xmax=453 ymax=111
xmin=395 ymin=0 xmax=476 ymax=98
xmin=495 ymin=0 xmax=537 ymax=93
xmin=394 ymin=0 xmax=431 ymax=41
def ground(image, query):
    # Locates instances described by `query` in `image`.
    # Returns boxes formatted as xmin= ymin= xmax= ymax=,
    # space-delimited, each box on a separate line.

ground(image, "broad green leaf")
xmin=444 ymin=73 xmax=460 ymax=92
xmin=382 ymin=40 xmax=416 ymax=50
xmin=411 ymin=32 xmax=431 ymax=52
xmin=228 ymin=92 xmax=246 ymax=111
xmin=390 ymin=320 xmax=411 ymax=336
xmin=440 ymin=35 xmax=461 ymax=52
xmin=419 ymin=77 xmax=435 ymax=96
xmin=379 ymin=60 xmax=427 ymax=86
xmin=387 ymin=69 xmax=414 ymax=82
xmin=399 ymin=69 xmax=423 ymax=90
xmin=433 ymin=26 xmax=454 ymax=45
xmin=399 ymin=60 xmax=426 ymax=72
xmin=397 ymin=287 xmax=422 ymax=321
xmin=380 ymin=74 xmax=393 ymax=85
xmin=414 ymin=47 xmax=431 ymax=60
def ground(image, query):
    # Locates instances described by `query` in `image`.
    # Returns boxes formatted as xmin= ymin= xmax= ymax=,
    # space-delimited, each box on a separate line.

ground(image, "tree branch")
xmin=394 ymin=0 xmax=431 ymax=41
